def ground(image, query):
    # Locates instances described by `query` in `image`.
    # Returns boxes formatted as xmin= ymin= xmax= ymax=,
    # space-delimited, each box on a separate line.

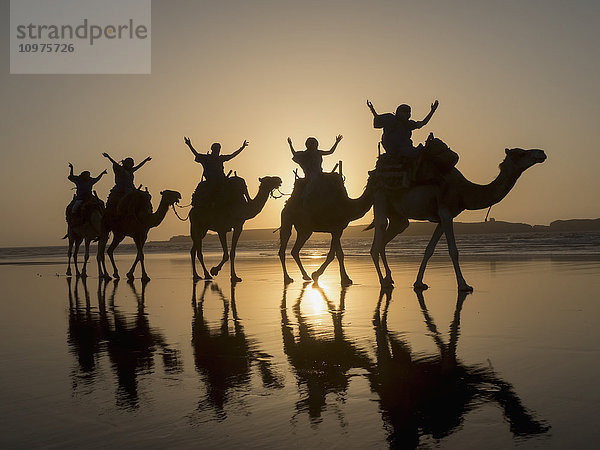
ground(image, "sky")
xmin=1 ymin=0 xmax=599 ymax=247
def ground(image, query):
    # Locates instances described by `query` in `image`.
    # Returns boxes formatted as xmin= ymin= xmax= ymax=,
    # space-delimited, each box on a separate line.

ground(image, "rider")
xmin=287 ymin=135 xmax=343 ymax=179
xmin=67 ymin=163 xmax=107 ymax=215
xmin=102 ymin=152 xmax=152 ymax=194
xmin=367 ymin=99 xmax=438 ymax=158
xmin=184 ymin=137 xmax=251 ymax=202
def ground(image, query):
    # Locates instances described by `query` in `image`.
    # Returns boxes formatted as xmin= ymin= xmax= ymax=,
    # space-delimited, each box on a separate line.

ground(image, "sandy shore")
xmin=0 ymin=254 xmax=598 ymax=448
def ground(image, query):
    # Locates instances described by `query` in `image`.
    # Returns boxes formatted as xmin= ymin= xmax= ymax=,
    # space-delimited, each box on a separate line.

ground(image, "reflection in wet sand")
xmin=281 ymin=282 xmax=372 ymax=424
xmin=67 ymin=277 xmax=182 ymax=409
xmin=369 ymin=288 xmax=550 ymax=447
xmin=191 ymin=281 xmax=283 ymax=420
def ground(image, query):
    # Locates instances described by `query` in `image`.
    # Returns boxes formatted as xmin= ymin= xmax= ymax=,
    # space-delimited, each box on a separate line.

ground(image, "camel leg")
xmin=81 ymin=238 xmax=91 ymax=278
xmin=440 ymin=212 xmax=472 ymax=292
xmin=334 ymin=237 xmax=352 ymax=286
xmin=96 ymin=227 xmax=112 ymax=280
xmin=379 ymin=217 xmax=409 ymax=286
xmin=370 ymin=193 xmax=390 ymax=287
xmin=278 ymin=214 xmax=294 ymax=284
xmin=128 ymin=235 xmax=149 ymax=282
xmin=107 ymin=233 xmax=125 ymax=279
xmin=311 ymin=232 xmax=339 ymax=284
xmin=230 ymin=225 xmax=243 ymax=283
xmin=196 ymin=231 xmax=212 ymax=279
xmin=73 ymin=237 xmax=83 ymax=277
xmin=414 ymin=224 xmax=443 ymax=290
xmin=190 ymin=245 xmax=199 ymax=281
xmin=291 ymin=229 xmax=313 ymax=281
xmin=210 ymin=232 xmax=229 ymax=277
xmin=66 ymin=234 xmax=74 ymax=276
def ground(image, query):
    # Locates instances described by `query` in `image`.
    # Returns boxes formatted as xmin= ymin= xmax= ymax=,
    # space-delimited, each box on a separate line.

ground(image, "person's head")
xmin=305 ymin=137 xmax=319 ymax=151
xmin=210 ymin=143 xmax=221 ymax=155
xmin=122 ymin=157 xmax=134 ymax=170
xmin=395 ymin=104 xmax=411 ymax=120
xmin=80 ymin=171 xmax=91 ymax=179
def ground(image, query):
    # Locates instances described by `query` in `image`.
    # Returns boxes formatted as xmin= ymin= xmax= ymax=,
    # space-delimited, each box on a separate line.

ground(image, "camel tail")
xmin=273 ymin=227 xmax=281 ymax=234
xmin=62 ymin=234 xmax=68 ymax=239
xmin=364 ymin=221 xmax=375 ymax=231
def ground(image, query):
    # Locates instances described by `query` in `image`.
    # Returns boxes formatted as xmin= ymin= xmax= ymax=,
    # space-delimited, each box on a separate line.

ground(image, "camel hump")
xmin=192 ymin=176 xmax=247 ymax=208
xmin=66 ymin=195 xmax=105 ymax=225
xmin=115 ymin=189 xmax=152 ymax=217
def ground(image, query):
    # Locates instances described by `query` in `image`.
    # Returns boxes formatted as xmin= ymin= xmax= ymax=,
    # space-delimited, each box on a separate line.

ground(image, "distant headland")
xmin=168 ymin=218 xmax=600 ymax=243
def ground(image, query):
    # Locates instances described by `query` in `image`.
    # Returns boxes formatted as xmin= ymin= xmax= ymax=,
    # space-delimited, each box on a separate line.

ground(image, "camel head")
xmin=258 ymin=176 xmax=283 ymax=194
xmin=159 ymin=190 xmax=182 ymax=206
xmin=502 ymin=148 xmax=547 ymax=173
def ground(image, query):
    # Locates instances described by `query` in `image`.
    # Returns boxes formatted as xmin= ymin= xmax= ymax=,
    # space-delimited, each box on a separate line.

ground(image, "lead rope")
xmin=172 ymin=203 xmax=192 ymax=221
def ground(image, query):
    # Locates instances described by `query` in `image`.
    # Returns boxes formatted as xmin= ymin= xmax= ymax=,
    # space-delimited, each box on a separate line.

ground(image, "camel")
xmin=189 ymin=176 xmax=282 ymax=283
xmin=64 ymin=198 xmax=104 ymax=278
xmin=370 ymin=289 xmax=549 ymax=447
xmin=280 ymin=283 xmax=372 ymax=422
xmin=191 ymin=281 xmax=283 ymax=418
xmin=97 ymin=189 xmax=182 ymax=281
xmin=278 ymin=173 xmax=373 ymax=286
xmin=369 ymin=135 xmax=546 ymax=291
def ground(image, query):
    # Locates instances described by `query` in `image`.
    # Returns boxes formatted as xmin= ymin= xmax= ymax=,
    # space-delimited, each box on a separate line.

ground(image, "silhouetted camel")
xmin=280 ymin=283 xmax=372 ymax=423
xmin=369 ymin=289 xmax=549 ymax=447
xmin=66 ymin=278 xmax=181 ymax=409
xmin=97 ymin=189 xmax=181 ymax=281
xmin=190 ymin=281 xmax=282 ymax=420
xmin=369 ymin=137 xmax=546 ymax=290
xmin=65 ymin=199 xmax=104 ymax=278
xmin=189 ymin=176 xmax=282 ymax=282
xmin=278 ymin=174 xmax=373 ymax=285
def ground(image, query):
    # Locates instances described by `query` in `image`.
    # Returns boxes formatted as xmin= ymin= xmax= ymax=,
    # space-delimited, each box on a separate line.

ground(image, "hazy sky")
xmin=1 ymin=0 xmax=599 ymax=246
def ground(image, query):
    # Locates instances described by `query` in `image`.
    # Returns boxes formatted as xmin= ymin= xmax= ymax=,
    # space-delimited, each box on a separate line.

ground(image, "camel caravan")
xmin=64 ymin=100 xmax=546 ymax=290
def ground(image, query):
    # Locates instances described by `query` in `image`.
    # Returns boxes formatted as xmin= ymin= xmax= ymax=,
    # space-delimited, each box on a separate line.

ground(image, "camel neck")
xmin=245 ymin=185 xmax=271 ymax=220
xmin=147 ymin=196 xmax=171 ymax=228
xmin=461 ymin=161 xmax=522 ymax=211
xmin=347 ymin=183 xmax=373 ymax=221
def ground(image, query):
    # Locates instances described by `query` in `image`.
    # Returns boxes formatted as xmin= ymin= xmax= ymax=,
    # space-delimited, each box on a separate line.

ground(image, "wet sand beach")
xmin=0 ymin=253 xmax=598 ymax=448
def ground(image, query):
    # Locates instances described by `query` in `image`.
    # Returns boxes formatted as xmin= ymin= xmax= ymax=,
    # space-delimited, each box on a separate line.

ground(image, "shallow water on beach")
xmin=1 ymin=254 xmax=599 ymax=448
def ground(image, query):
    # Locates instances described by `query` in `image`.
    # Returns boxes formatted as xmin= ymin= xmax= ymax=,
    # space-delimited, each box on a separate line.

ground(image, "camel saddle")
xmin=65 ymin=194 xmax=105 ymax=226
xmin=371 ymin=137 xmax=459 ymax=191
xmin=192 ymin=176 xmax=247 ymax=209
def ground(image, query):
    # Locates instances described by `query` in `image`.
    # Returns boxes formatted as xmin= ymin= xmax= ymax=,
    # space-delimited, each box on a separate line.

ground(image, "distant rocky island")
xmin=168 ymin=218 xmax=600 ymax=243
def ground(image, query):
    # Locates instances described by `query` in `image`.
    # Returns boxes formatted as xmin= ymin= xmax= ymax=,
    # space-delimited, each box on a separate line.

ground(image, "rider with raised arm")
xmin=184 ymin=137 xmax=251 ymax=203
xmin=367 ymin=99 xmax=438 ymax=157
xmin=287 ymin=135 xmax=343 ymax=179
xmin=102 ymin=152 xmax=152 ymax=193
xmin=67 ymin=163 xmax=107 ymax=215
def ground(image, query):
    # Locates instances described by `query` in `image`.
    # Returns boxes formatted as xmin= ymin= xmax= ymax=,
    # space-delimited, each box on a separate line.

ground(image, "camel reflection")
xmin=281 ymin=282 xmax=372 ymax=424
xmin=191 ymin=281 xmax=282 ymax=420
xmin=370 ymin=289 xmax=550 ymax=448
xmin=66 ymin=277 xmax=182 ymax=409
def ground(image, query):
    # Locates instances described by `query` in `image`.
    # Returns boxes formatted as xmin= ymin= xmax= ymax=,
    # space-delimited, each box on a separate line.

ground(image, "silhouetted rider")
xmin=287 ymin=135 xmax=343 ymax=179
xmin=102 ymin=152 xmax=151 ymax=194
xmin=184 ymin=137 xmax=251 ymax=202
xmin=67 ymin=163 xmax=106 ymax=214
xmin=367 ymin=99 xmax=438 ymax=157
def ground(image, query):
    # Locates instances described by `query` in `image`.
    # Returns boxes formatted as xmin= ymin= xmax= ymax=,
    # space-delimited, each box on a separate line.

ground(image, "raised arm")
xmin=222 ymin=140 xmax=249 ymax=162
xmin=92 ymin=169 xmax=108 ymax=184
xmin=133 ymin=156 xmax=152 ymax=172
xmin=414 ymin=100 xmax=439 ymax=129
xmin=321 ymin=135 xmax=343 ymax=156
xmin=366 ymin=99 xmax=378 ymax=117
xmin=184 ymin=136 xmax=200 ymax=157
xmin=102 ymin=152 xmax=118 ymax=165
xmin=67 ymin=163 xmax=76 ymax=182
xmin=287 ymin=137 xmax=297 ymax=156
